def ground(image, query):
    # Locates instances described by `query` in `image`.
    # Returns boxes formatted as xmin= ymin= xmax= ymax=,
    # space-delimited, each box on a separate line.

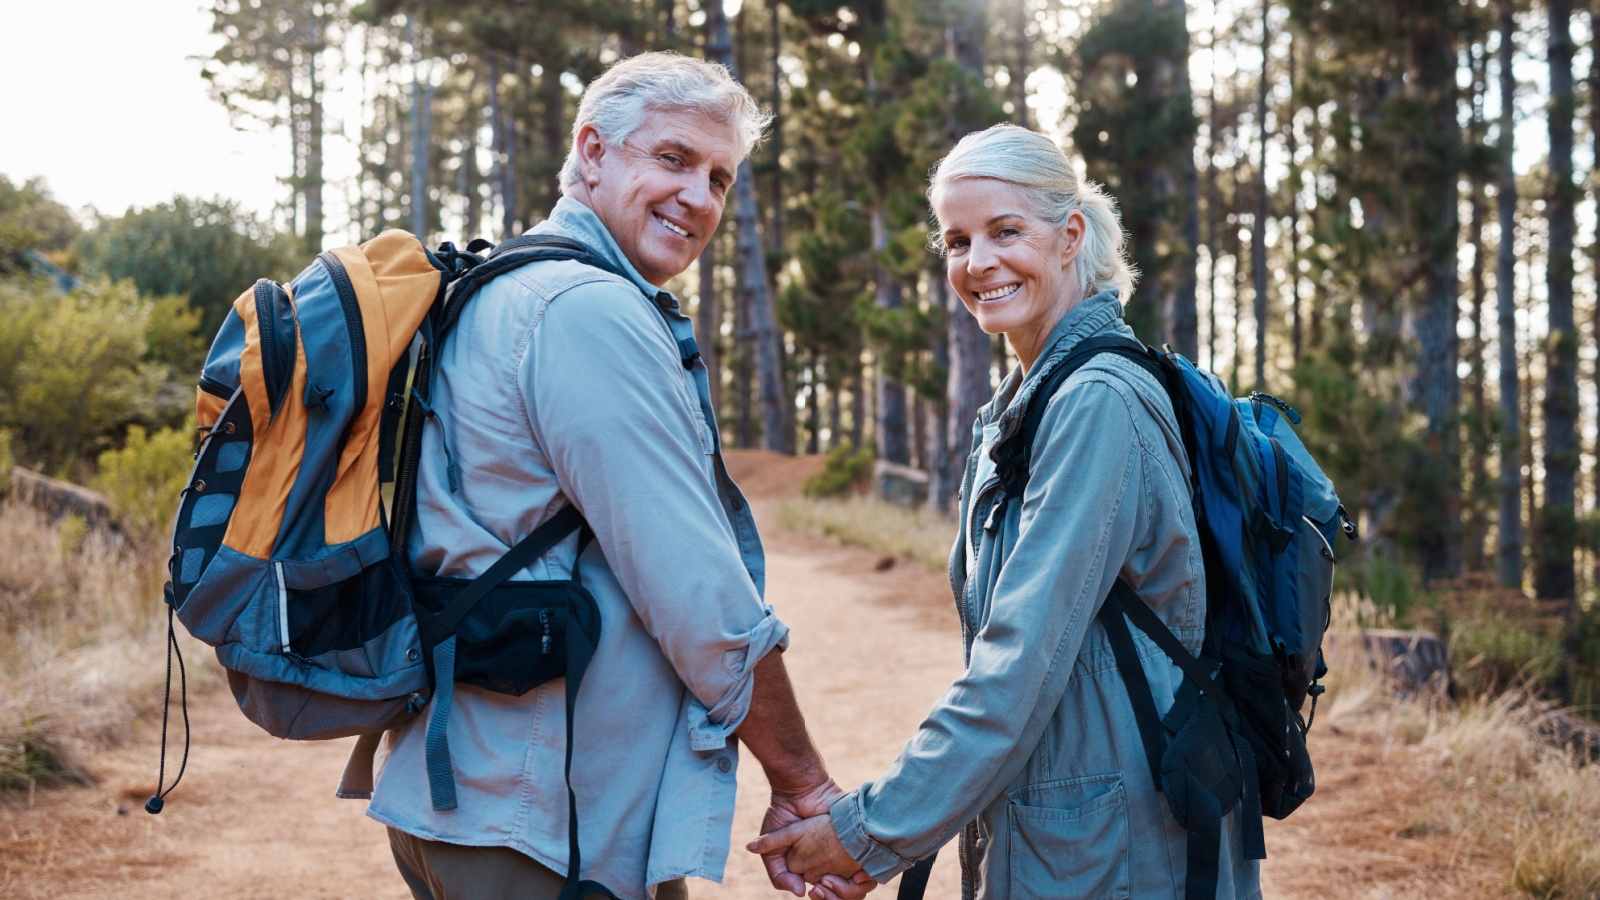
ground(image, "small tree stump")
xmin=1324 ymin=628 xmax=1453 ymax=697
xmin=874 ymin=461 xmax=929 ymax=509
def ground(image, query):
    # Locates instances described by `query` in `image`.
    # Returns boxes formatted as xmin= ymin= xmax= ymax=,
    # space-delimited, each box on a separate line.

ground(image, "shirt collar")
xmin=531 ymin=196 xmax=669 ymax=302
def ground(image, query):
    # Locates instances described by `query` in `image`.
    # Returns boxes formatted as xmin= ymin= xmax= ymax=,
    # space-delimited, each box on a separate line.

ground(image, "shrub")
xmin=94 ymin=420 xmax=195 ymax=542
xmin=803 ymin=444 xmax=875 ymax=498
xmin=0 ymin=427 xmax=12 ymax=494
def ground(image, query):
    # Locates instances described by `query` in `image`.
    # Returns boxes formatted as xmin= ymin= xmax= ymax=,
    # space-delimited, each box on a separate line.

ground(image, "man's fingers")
xmin=746 ymin=820 xmax=807 ymax=856
xmin=816 ymin=873 xmax=876 ymax=899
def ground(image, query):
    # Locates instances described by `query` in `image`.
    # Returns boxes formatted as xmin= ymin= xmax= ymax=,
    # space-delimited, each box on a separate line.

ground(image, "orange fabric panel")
xmin=323 ymin=231 xmax=442 ymax=544
xmin=222 ymin=285 xmax=309 ymax=559
xmin=196 ymin=386 xmax=227 ymax=429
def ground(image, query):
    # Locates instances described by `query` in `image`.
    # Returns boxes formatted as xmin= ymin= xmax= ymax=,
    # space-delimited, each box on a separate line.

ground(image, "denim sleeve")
xmin=522 ymin=278 xmax=788 ymax=748
xmin=831 ymin=378 xmax=1146 ymax=881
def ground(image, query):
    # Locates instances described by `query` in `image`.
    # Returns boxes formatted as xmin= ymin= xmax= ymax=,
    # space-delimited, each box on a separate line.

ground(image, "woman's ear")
xmin=1060 ymin=209 xmax=1087 ymax=270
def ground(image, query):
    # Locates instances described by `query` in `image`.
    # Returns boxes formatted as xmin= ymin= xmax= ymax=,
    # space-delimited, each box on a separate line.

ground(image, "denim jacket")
xmin=830 ymin=291 xmax=1261 ymax=899
xmin=366 ymin=198 xmax=789 ymax=899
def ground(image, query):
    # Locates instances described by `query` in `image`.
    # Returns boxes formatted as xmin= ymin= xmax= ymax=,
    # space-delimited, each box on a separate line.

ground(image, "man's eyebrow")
xmin=656 ymin=138 xmax=735 ymax=186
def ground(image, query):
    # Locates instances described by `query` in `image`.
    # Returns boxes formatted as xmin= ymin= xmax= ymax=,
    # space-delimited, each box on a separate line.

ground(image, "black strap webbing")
xmin=897 ymin=853 xmax=936 ymax=900
xmin=431 ymin=504 xmax=586 ymax=635
xmin=1097 ymin=585 xmax=1168 ymax=792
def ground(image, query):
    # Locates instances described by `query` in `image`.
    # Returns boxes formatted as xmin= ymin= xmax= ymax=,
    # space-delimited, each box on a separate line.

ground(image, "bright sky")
xmin=0 ymin=0 xmax=285 ymax=223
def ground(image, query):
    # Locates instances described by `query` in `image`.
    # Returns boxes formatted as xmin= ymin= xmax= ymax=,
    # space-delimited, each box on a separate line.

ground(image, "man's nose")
xmin=677 ymin=171 xmax=715 ymax=214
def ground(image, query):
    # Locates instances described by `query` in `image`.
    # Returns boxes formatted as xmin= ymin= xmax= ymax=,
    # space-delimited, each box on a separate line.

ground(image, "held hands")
xmin=752 ymin=781 xmax=876 ymax=900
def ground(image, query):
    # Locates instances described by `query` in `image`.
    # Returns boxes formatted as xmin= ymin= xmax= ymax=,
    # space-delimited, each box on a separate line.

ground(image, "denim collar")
xmin=981 ymin=289 xmax=1127 ymax=442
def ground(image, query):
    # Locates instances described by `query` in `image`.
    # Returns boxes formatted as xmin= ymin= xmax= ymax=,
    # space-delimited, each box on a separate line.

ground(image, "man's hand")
xmin=758 ymin=780 xmax=875 ymax=898
xmin=748 ymin=814 xmax=871 ymax=899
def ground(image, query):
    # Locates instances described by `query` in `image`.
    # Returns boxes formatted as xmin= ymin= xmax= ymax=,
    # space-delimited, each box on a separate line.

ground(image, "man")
xmin=364 ymin=53 xmax=869 ymax=900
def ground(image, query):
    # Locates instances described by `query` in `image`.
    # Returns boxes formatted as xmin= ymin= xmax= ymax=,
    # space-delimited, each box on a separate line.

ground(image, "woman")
xmin=750 ymin=124 xmax=1262 ymax=899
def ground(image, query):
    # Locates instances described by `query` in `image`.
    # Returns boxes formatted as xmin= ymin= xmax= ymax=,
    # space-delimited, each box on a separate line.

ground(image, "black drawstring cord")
xmin=146 ymin=600 xmax=190 ymax=814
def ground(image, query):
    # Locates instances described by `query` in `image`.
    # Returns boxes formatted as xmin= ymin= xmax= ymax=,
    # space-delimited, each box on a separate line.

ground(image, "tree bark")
xmin=927 ymin=270 xmax=954 ymax=514
xmin=873 ymin=208 xmax=910 ymax=464
xmin=1541 ymin=0 xmax=1581 ymax=701
xmin=1410 ymin=8 xmax=1462 ymax=585
xmin=698 ymin=238 xmax=721 ymax=410
xmin=1251 ymin=0 xmax=1269 ymax=390
xmin=1495 ymin=0 xmax=1522 ymax=590
xmin=710 ymin=0 xmax=791 ymax=453
xmin=304 ymin=15 xmax=324 ymax=253
xmin=944 ymin=0 xmax=993 ymax=490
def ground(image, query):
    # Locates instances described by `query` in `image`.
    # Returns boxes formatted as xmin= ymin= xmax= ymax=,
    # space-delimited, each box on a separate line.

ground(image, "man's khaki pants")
xmin=389 ymin=827 xmax=690 ymax=900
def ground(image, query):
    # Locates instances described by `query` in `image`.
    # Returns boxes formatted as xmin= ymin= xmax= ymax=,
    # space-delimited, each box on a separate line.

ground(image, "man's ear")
xmin=575 ymin=124 xmax=606 ymax=186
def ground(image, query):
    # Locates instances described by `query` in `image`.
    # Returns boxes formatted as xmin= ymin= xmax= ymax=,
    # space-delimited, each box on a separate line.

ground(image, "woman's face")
xmin=935 ymin=178 xmax=1085 ymax=370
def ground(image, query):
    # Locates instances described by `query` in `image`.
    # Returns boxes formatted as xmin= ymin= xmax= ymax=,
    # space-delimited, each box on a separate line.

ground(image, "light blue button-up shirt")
xmin=366 ymin=197 xmax=789 ymax=899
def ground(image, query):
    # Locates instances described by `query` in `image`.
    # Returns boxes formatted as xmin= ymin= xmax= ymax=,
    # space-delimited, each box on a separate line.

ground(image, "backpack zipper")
xmin=317 ymin=253 xmax=369 ymax=419
xmin=1270 ymin=437 xmax=1289 ymax=514
xmin=254 ymin=281 xmax=291 ymax=417
xmin=1250 ymin=391 xmax=1302 ymax=425
xmin=1223 ymin=404 xmax=1241 ymax=459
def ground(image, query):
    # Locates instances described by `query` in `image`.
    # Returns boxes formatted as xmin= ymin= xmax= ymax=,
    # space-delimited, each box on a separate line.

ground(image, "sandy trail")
xmin=0 ymin=452 xmax=1508 ymax=898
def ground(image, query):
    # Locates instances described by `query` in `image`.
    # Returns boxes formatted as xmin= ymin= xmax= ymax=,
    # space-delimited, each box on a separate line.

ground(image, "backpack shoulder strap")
xmin=995 ymin=335 xmax=1162 ymax=498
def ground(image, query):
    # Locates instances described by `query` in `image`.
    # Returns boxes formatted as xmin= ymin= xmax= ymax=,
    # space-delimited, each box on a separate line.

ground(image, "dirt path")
xmin=0 ymin=452 xmax=1508 ymax=898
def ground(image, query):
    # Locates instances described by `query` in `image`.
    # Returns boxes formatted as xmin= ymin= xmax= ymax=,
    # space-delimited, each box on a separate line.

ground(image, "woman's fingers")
xmin=813 ymin=872 xmax=877 ymax=900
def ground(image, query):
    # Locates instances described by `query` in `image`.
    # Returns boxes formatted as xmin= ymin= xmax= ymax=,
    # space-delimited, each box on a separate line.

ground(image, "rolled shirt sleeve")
xmin=523 ymin=276 xmax=788 ymax=748
xmin=829 ymin=379 xmax=1146 ymax=882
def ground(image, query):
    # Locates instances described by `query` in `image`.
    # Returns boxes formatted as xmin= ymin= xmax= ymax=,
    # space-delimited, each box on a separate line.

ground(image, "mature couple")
xmin=365 ymin=52 xmax=1262 ymax=900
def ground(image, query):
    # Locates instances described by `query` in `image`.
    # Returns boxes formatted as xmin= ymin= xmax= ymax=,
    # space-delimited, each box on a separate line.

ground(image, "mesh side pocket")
xmin=189 ymin=493 xmax=236 ymax=528
xmin=180 ymin=547 xmax=206 ymax=584
xmin=214 ymin=441 xmax=249 ymax=473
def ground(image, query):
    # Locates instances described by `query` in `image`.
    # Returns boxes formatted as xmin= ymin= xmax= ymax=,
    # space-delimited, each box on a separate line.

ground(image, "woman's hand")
xmin=748 ymin=814 xmax=875 ymax=899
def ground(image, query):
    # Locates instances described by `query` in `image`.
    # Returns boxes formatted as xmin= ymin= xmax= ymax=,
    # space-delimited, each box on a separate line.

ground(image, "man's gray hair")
xmin=928 ymin=123 xmax=1138 ymax=302
xmin=559 ymin=51 xmax=772 ymax=193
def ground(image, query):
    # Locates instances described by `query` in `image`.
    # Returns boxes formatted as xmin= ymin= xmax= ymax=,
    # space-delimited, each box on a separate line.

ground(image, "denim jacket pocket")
xmin=1006 ymin=773 xmax=1130 ymax=899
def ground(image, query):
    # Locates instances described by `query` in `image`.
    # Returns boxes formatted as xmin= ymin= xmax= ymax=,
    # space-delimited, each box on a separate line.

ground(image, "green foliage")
xmin=0 ymin=175 xmax=80 ymax=275
xmin=55 ymin=514 xmax=88 ymax=558
xmin=95 ymin=421 xmax=195 ymax=542
xmin=0 ymin=428 xmax=12 ymax=494
xmin=803 ymin=444 xmax=875 ymax=498
xmin=75 ymin=196 xmax=295 ymax=333
xmin=0 ymin=278 xmax=185 ymax=475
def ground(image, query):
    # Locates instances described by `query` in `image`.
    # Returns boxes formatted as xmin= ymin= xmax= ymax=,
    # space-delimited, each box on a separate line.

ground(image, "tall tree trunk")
xmin=944 ymin=0 xmax=993 ymax=490
xmin=1165 ymin=0 xmax=1199 ymax=359
xmin=769 ymin=1 xmax=784 ymax=258
xmin=1496 ymin=0 xmax=1523 ymax=590
xmin=927 ymin=270 xmax=954 ymax=514
xmin=501 ymin=58 xmax=519 ymax=238
xmin=1012 ymin=0 xmax=1030 ymax=128
xmin=1466 ymin=45 xmax=1489 ymax=574
xmin=1542 ymin=0 xmax=1580 ymax=701
xmin=698 ymin=239 xmax=721 ymax=410
xmin=710 ymin=0 xmax=790 ymax=452
xmin=408 ymin=17 xmax=429 ymax=240
xmin=1251 ymin=0 xmax=1269 ymax=389
xmin=1286 ymin=26 xmax=1301 ymax=362
xmin=1591 ymin=4 xmax=1600 ymax=579
xmin=460 ymin=66 xmax=481 ymax=240
xmin=304 ymin=17 xmax=324 ymax=253
xmin=873 ymin=208 xmax=910 ymax=464
xmin=1410 ymin=9 xmax=1462 ymax=585
xmin=1205 ymin=14 xmax=1220 ymax=371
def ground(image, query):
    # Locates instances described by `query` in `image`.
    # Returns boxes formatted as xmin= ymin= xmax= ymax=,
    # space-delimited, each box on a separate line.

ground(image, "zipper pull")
xmin=539 ymin=610 xmax=552 ymax=655
xmin=1249 ymin=391 xmax=1302 ymax=424
xmin=983 ymin=497 xmax=1005 ymax=533
xmin=1336 ymin=503 xmax=1359 ymax=540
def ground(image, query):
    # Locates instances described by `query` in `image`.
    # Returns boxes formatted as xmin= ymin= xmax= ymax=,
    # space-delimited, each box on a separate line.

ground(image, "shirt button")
xmin=715 ymin=757 xmax=732 ymax=773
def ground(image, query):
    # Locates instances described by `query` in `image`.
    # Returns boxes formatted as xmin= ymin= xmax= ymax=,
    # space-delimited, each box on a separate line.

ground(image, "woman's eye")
xmin=947 ymin=237 xmax=969 ymax=251
xmin=996 ymin=226 xmax=1020 ymax=238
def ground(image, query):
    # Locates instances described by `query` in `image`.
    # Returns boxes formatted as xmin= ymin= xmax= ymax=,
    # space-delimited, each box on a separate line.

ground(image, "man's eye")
xmin=710 ymin=177 xmax=726 ymax=191
xmin=661 ymin=153 xmax=685 ymax=166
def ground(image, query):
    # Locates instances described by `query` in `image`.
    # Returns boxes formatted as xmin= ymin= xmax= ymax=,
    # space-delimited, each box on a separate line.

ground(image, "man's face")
xmin=576 ymin=110 xmax=740 ymax=287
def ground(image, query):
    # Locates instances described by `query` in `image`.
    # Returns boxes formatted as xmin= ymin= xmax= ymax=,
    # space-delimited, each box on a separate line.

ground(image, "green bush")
xmin=0 ymin=428 xmax=11 ymax=494
xmin=94 ymin=420 xmax=195 ymax=542
xmin=0 ymin=277 xmax=192 ymax=475
xmin=1419 ymin=574 xmax=1566 ymax=700
xmin=803 ymin=444 xmax=875 ymax=498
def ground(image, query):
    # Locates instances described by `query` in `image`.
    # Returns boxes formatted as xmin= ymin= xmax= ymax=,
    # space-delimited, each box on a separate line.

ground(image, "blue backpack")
xmin=994 ymin=335 xmax=1357 ymax=899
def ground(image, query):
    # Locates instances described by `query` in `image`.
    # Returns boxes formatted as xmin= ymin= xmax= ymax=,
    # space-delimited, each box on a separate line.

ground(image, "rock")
xmin=6 ymin=466 xmax=116 ymax=531
xmin=1324 ymin=628 xmax=1452 ymax=697
xmin=874 ymin=460 xmax=928 ymax=509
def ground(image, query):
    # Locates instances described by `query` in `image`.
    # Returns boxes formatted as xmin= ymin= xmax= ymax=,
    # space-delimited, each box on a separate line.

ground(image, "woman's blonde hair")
xmin=928 ymin=123 xmax=1138 ymax=302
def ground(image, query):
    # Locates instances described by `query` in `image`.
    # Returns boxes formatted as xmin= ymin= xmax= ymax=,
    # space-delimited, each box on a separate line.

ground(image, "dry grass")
xmin=1318 ymin=593 xmax=1600 ymax=899
xmin=777 ymin=494 xmax=955 ymax=575
xmin=0 ymin=499 xmax=180 ymax=798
